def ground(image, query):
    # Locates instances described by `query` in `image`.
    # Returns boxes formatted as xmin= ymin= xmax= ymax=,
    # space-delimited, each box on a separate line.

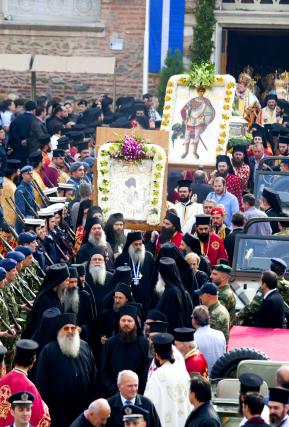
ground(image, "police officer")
xmin=14 ymin=166 xmax=37 ymax=234
xmin=8 ymin=391 xmax=35 ymax=427
xmin=122 ymin=405 xmax=149 ymax=427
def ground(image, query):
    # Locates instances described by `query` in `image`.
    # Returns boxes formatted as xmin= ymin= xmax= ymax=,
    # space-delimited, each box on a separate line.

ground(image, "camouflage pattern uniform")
xmin=20 ymin=264 xmax=42 ymax=294
xmin=218 ymin=284 xmax=236 ymax=326
xmin=208 ymin=301 xmax=230 ymax=342
xmin=0 ymin=287 xmax=20 ymax=370
xmin=237 ymin=277 xmax=289 ymax=326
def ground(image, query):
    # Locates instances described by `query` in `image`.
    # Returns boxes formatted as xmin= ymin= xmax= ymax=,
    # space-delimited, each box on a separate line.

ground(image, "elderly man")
xmin=144 ymin=333 xmax=191 ymax=427
xmin=192 ymin=305 xmax=226 ymax=375
xmin=276 ymin=366 xmax=289 ymax=389
xmin=107 ymin=370 xmax=161 ymax=427
xmin=268 ymin=387 xmax=289 ymax=427
xmin=173 ymin=327 xmax=208 ymax=378
xmin=195 ymin=282 xmax=230 ymax=342
xmin=210 ymin=264 xmax=236 ymax=325
xmin=70 ymin=399 xmax=111 ymax=427
xmin=115 ymin=231 xmax=154 ymax=315
xmin=24 ymin=263 xmax=70 ymax=337
xmin=36 ymin=313 xmax=96 ymax=427
xmin=100 ymin=305 xmax=149 ymax=397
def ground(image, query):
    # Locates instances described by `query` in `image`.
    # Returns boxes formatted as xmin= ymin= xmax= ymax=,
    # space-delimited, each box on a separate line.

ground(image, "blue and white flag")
xmin=149 ymin=0 xmax=185 ymax=74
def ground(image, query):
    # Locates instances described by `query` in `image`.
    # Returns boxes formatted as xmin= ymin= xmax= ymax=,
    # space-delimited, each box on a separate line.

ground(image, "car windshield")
xmin=234 ymin=235 xmax=289 ymax=272
xmin=255 ymin=172 xmax=289 ymax=213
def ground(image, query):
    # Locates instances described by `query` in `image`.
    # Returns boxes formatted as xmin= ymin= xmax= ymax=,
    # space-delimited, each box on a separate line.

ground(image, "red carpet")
xmin=228 ymin=326 xmax=289 ymax=361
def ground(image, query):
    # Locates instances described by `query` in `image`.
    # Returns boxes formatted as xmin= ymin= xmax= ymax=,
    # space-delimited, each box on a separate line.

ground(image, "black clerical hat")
xmin=262 ymin=188 xmax=282 ymax=214
xmin=115 ymin=283 xmax=131 ymax=299
xmin=195 ymin=215 xmax=211 ymax=226
xmin=177 ymin=179 xmax=192 ymax=189
xmin=182 ymin=233 xmax=201 ymax=254
xmin=123 ymin=231 xmax=142 ymax=252
xmin=239 ymin=373 xmax=263 ymax=393
xmin=151 ymin=333 xmax=174 ymax=354
xmin=149 ymin=321 xmax=168 ymax=334
xmin=38 ymin=134 xmax=51 ymax=146
xmin=46 ymin=263 xmax=70 ymax=287
xmin=113 ymin=266 xmax=132 ymax=285
xmin=119 ymin=304 xmax=138 ymax=320
xmin=146 ymin=310 xmax=167 ymax=322
xmin=279 ymin=135 xmax=289 ymax=145
xmin=232 ymin=145 xmax=246 ymax=154
xmin=16 ymin=339 xmax=39 ymax=358
xmin=216 ymin=155 xmax=231 ymax=165
xmin=58 ymin=313 xmax=77 ymax=330
xmin=69 ymin=267 xmax=78 ymax=279
xmin=71 ymin=263 xmax=86 ymax=277
xmin=108 ymin=213 xmax=124 ymax=223
xmin=89 ymin=247 xmax=106 ymax=259
xmin=52 ymin=149 xmax=65 ymax=158
xmin=269 ymin=387 xmax=289 ymax=404
xmin=164 ymin=212 xmax=181 ymax=231
xmin=29 ymin=150 xmax=43 ymax=164
xmin=6 ymin=159 xmax=21 ymax=170
xmin=173 ymin=327 xmax=195 ymax=342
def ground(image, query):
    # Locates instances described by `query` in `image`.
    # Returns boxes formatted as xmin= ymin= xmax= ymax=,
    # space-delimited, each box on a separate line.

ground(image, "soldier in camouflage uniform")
xmin=15 ymin=245 xmax=40 ymax=296
xmin=0 ymin=260 xmax=22 ymax=370
xmin=196 ymin=281 xmax=230 ymax=342
xmin=211 ymin=264 xmax=236 ymax=325
xmin=236 ymin=258 xmax=289 ymax=326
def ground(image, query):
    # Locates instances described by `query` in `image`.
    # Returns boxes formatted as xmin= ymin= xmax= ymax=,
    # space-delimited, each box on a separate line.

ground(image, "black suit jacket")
xmin=256 ymin=289 xmax=284 ymax=328
xmin=107 ymin=393 xmax=161 ymax=427
xmin=70 ymin=412 xmax=93 ymax=427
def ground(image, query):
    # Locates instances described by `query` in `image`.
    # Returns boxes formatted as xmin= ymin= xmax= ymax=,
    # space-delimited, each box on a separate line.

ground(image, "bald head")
xmin=86 ymin=399 xmax=111 ymax=427
xmin=276 ymin=366 xmax=289 ymax=389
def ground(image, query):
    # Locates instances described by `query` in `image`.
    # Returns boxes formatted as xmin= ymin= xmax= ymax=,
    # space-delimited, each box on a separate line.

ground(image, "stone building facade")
xmin=0 ymin=0 xmax=195 ymax=101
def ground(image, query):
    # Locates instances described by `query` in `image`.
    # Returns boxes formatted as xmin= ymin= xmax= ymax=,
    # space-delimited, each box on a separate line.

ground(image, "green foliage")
xmin=190 ymin=0 xmax=216 ymax=65
xmin=158 ymin=49 xmax=184 ymax=113
xmin=186 ymin=62 xmax=215 ymax=89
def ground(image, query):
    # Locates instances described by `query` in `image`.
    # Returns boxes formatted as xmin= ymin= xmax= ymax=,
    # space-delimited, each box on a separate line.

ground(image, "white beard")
xmin=57 ymin=286 xmax=67 ymax=304
xmin=57 ymin=331 xmax=80 ymax=358
xmin=88 ymin=232 xmax=107 ymax=248
xmin=89 ymin=264 xmax=106 ymax=285
xmin=63 ymin=287 xmax=79 ymax=314
xmin=155 ymin=273 xmax=166 ymax=296
xmin=128 ymin=244 xmax=145 ymax=266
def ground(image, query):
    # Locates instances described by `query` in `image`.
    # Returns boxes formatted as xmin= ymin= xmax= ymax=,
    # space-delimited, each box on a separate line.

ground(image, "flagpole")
xmin=142 ymin=0 xmax=150 ymax=94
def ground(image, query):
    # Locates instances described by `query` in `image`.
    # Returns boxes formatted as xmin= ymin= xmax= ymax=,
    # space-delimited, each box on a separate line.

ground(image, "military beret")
xmin=6 ymin=251 xmax=25 ymax=263
xmin=70 ymin=162 xmax=84 ymax=173
xmin=15 ymin=246 xmax=33 ymax=257
xmin=0 ymin=258 xmax=17 ymax=271
xmin=0 ymin=267 xmax=6 ymax=281
xmin=213 ymin=264 xmax=232 ymax=274
xmin=8 ymin=391 xmax=35 ymax=406
xmin=18 ymin=232 xmax=37 ymax=244
xmin=20 ymin=165 xmax=33 ymax=174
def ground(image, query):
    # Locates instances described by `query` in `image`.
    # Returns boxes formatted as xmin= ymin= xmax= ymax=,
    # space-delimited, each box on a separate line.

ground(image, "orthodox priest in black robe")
xmin=84 ymin=247 xmax=114 ymax=314
xmin=100 ymin=304 xmax=149 ymax=397
xmin=114 ymin=231 xmax=155 ymax=315
xmin=262 ymin=187 xmax=283 ymax=234
xmin=66 ymin=267 xmax=95 ymax=346
xmin=103 ymin=212 xmax=127 ymax=257
xmin=154 ymin=257 xmax=192 ymax=331
xmin=35 ymin=313 xmax=96 ymax=427
xmin=24 ymin=263 xmax=69 ymax=338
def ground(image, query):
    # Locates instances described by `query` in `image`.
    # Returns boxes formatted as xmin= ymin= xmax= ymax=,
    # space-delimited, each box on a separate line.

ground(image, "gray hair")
xmin=193 ymin=305 xmax=210 ymax=327
xmin=88 ymin=399 xmax=110 ymax=415
xmin=79 ymin=182 xmax=92 ymax=198
xmin=117 ymin=370 xmax=138 ymax=385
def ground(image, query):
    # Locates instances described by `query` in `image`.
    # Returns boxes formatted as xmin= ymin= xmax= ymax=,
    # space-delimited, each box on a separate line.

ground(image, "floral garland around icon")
xmin=97 ymin=134 xmax=166 ymax=226
xmin=161 ymin=73 xmax=236 ymax=156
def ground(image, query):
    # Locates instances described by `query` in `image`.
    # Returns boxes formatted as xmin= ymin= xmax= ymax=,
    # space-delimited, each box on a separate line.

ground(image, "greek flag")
xmin=148 ymin=0 xmax=185 ymax=74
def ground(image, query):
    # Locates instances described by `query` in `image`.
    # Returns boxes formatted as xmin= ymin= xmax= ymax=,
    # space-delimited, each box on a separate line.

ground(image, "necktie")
xmin=125 ymin=400 xmax=131 ymax=406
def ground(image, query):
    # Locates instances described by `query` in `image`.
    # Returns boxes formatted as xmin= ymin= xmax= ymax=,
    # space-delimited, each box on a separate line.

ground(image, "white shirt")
xmin=263 ymin=288 xmax=277 ymax=300
xmin=120 ymin=394 xmax=136 ymax=406
xmin=194 ymin=325 xmax=226 ymax=375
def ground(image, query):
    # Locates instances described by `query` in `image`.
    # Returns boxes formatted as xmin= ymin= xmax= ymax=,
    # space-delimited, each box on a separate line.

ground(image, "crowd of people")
xmin=0 ymin=88 xmax=287 ymax=427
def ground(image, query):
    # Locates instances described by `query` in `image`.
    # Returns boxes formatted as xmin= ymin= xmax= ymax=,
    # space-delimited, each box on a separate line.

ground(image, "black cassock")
xmin=155 ymin=284 xmax=188 ymax=332
xmin=36 ymin=340 xmax=96 ymax=427
xmin=84 ymin=271 xmax=114 ymax=314
xmin=75 ymin=289 xmax=95 ymax=346
xmin=100 ymin=334 xmax=149 ymax=397
xmin=24 ymin=289 xmax=63 ymax=338
xmin=114 ymin=251 xmax=155 ymax=315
